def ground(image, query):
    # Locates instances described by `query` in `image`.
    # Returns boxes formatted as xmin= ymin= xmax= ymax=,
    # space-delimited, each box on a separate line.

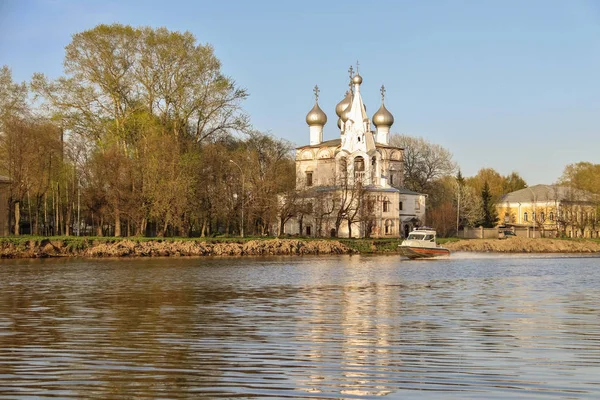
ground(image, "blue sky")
xmin=1 ymin=0 xmax=599 ymax=185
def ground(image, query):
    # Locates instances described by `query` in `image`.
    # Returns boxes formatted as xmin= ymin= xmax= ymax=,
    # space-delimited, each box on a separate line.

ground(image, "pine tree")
xmin=481 ymin=181 xmax=498 ymax=227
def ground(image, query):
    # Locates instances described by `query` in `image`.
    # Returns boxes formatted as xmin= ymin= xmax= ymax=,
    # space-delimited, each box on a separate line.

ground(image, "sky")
xmin=1 ymin=0 xmax=599 ymax=185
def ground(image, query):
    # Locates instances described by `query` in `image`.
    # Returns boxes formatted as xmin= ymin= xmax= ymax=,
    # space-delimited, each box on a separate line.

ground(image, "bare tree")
xmin=389 ymin=134 xmax=456 ymax=193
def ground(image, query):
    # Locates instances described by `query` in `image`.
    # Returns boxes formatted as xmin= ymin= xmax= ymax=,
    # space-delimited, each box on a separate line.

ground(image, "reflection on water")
xmin=0 ymin=255 xmax=599 ymax=398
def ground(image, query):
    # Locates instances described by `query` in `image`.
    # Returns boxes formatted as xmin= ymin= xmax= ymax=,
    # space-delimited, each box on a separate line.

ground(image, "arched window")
xmin=305 ymin=171 xmax=313 ymax=187
xmin=540 ymin=212 xmax=545 ymax=222
xmin=339 ymin=157 xmax=347 ymax=172
xmin=354 ymin=156 xmax=365 ymax=182
xmin=354 ymin=156 xmax=365 ymax=171
xmin=383 ymin=196 xmax=390 ymax=212
xmin=524 ymin=212 xmax=528 ymax=222
xmin=384 ymin=219 xmax=394 ymax=235
xmin=549 ymin=212 xmax=554 ymax=221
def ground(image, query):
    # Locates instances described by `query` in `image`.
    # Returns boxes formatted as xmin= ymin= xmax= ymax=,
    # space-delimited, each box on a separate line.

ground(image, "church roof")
xmin=296 ymin=137 xmax=403 ymax=151
xmin=398 ymin=188 xmax=422 ymax=195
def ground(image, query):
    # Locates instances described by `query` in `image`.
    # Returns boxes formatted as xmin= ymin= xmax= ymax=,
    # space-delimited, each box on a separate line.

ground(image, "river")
xmin=0 ymin=254 xmax=599 ymax=399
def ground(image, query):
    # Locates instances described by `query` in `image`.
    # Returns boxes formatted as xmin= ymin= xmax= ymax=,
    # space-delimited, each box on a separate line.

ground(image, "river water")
xmin=0 ymin=254 xmax=599 ymax=399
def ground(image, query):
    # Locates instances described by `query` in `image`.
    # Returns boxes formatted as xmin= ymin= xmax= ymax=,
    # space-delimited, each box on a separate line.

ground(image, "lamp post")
xmin=229 ymin=159 xmax=244 ymax=238
xmin=526 ymin=186 xmax=537 ymax=238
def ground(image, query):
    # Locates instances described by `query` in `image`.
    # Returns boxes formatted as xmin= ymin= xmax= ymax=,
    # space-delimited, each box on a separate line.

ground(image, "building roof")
xmin=500 ymin=184 xmax=595 ymax=203
xmin=296 ymin=138 xmax=403 ymax=151
xmin=398 ymin=187 xmax=422 ymax=195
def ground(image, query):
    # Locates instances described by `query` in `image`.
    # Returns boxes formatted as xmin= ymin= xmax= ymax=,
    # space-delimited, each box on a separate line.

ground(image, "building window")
xmin=354 ymin=156 xmax=365 ymax=171
xmin=399 ymin=201 xmax=403 ymax=211
xmin=385 ymin=219 xmax=394 ymax=235
xmin=389 ymin=173 xmax=394 ymax=185
xmin=540 ymin=212 xmax=545 ymax=222
xmin=549 ymin=212 xmax=554 ymax=221
xmin=383 ymin=197 xmax=390 ymax=212
xmin=306 ymin=171 xmax=313 ymax=187
xmin=306 ymin=226 xmax=311 ymax=236
xmin=524 ymin=212 xmax=528 ymax=222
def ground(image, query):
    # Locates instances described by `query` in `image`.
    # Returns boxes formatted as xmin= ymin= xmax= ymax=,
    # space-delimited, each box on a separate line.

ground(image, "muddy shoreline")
xmin=0 ymin=237 xmax=598 ymax=258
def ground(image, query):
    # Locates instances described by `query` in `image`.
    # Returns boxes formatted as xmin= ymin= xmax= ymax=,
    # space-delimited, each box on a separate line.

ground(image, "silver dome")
xmin=335 ymin=91 xmax=352 ymax=117
xmin=372 ymin=103 xmax=394 ymax=127
xmin=306 ymin=102 xmax=327 ymax=126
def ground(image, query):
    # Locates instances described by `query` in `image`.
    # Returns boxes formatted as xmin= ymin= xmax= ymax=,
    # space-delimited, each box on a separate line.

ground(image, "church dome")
xmin=335 ymin=91 xmax=352 ymax=117
xmin=306 ymin=102 xmax=327 ymax=126
xmin=372 ymin=103 xmax=394 ymax=128
xmin=352 ymin=74 xmax=363 ymax=85
xmin=340 ymin=102 xmax=352 ymax=122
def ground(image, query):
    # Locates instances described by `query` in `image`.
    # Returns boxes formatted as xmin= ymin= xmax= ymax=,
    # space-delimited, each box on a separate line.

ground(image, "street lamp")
xmin=526 ymin=186 xmax=537 ymax=238
xmin=229 ymin=159 xmax=244 ymax=238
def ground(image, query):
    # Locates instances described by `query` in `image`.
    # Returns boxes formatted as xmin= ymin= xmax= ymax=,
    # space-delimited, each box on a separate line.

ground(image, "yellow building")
xmin=497 ymin=184 xmax=599 ymax=238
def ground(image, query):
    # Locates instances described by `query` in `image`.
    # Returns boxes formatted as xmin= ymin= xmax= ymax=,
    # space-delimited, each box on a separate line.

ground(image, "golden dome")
xmin=340 ymin=102 xmax=352 ymax=122
xmin=335 ymin=91 xmax=352 ymax=117
xmin=306 ymin=102 xmax=327 ymax=126
xmin=372 ymin=103 xmax=394 ymax=128
xmin=352 ymin=74 xmax=363 ymax=85
xmin=337 ymin=117 xmax=342 ymax=129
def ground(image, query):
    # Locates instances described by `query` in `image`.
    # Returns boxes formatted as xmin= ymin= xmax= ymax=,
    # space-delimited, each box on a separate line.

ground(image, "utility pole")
xmin=229 ymin=159 xmax=245 ymax=238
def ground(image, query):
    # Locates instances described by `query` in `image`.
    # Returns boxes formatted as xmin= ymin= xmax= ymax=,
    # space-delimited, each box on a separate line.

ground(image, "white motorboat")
xmin=398 ymin=228 xmax=450 ymax=259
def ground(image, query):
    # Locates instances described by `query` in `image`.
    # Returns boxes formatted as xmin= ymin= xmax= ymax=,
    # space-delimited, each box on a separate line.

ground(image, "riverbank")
xmin=0 ymin=236 xmax=599 ymax=258
xmin=444 ymin=237 xmax=600 ymax=253
xmin=0 ymin=237 xmax=360 ymax=258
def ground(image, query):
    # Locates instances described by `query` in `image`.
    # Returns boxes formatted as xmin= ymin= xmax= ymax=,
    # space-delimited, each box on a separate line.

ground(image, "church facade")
xmin=281 ymin=69 xmax=426 ymax=238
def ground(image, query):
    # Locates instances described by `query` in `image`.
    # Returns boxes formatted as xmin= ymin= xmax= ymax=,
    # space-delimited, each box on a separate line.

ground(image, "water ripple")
xmin=0 ymin=255 xmax=599 ymax=398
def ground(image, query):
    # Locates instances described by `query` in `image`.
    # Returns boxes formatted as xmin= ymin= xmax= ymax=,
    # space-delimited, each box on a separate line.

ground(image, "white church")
xmin=281 ymin=67 xmax=426 ymax=238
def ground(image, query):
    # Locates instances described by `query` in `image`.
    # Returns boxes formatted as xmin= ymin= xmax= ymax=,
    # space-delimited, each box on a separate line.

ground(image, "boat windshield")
xmin=407 ymin=233 xmax=426 ymax=240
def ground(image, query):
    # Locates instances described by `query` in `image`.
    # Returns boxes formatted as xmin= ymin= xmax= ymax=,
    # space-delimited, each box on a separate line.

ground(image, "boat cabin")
xmin=406 ymin=228 xmax=437 ymax=242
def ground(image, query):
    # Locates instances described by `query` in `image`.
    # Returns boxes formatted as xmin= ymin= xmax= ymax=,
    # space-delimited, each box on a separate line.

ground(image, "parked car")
xmin=499 ymin=230 xmax=516 ymax=239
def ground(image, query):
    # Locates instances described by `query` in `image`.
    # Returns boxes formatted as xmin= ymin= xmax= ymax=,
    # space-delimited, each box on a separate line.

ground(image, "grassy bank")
xmin=1 ymin=235 xmax=598 ymax=258
xmin=0 ymin=235 xmax=405 ymax=258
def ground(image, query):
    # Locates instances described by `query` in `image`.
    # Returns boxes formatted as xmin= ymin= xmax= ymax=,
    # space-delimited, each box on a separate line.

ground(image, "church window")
xmin=384 ymin=219 xmax=394 ymax=235
xmin=399 ymin=201 xmax=403 ymax=211
xmin=540 ymin=212 xmax=545 ymax=221
xmin=549 ymin=212 xmax=554 ymax=221
xmin=383 ymin=197 xmax=390 ymax=212
xmin=524 ymin=212 xmax=528 ymax=222
xmin=354 ymin=156 xmax=365 ymax=171
xmin=306 ymin=171 xmax=313 ymax=187
xmin=390 ymin=173 xmax=394 ymax=185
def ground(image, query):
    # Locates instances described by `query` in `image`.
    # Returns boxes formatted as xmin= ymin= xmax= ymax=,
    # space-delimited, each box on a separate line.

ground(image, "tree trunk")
xmin=201 ymin=218 xmax=207 ymax=237
xmin=114 ymin=205 xmax=121 ymax=237
xmin=136 ymin=217 xmax=147 ymax=236
xmin=96 ymin=215 xmax=103 ymax=236
xmin=14 ymin=201 xmax=20 ymax=235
